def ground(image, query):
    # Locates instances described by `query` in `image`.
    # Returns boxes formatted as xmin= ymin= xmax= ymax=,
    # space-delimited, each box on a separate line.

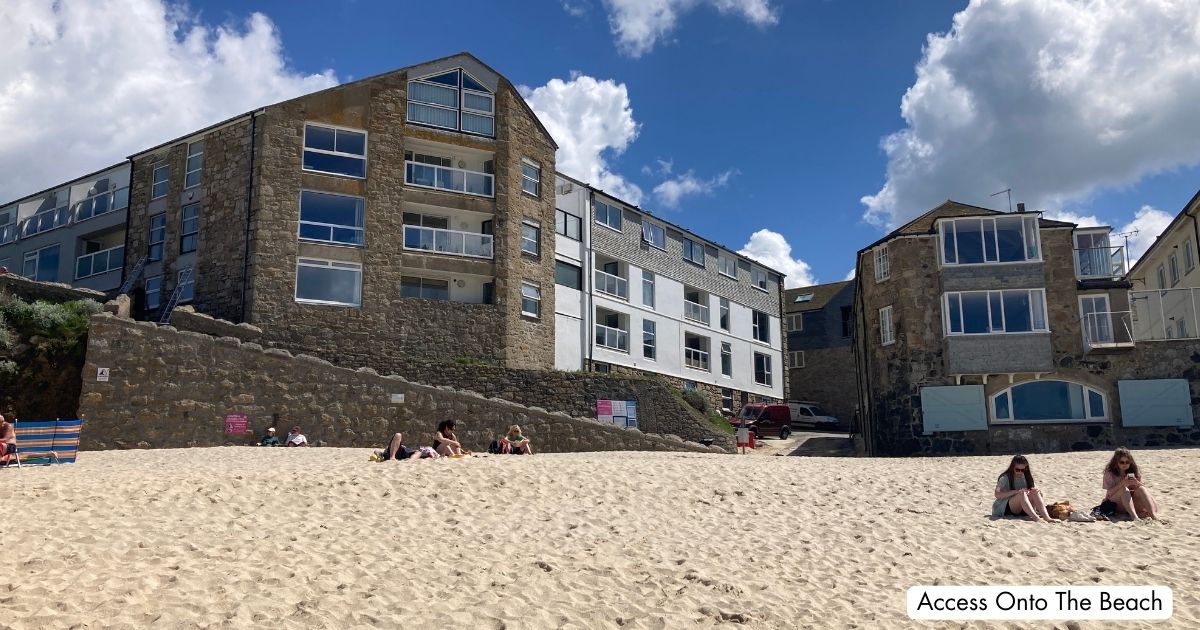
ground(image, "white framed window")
xmin=943 ymin=289 xmax=1048 ymax=335
xmin=789 ymin=350 xmax=805 ymax=368
xmin=400 ymin=276 xmax=450 ymax=300
xmin=721 ymin=342 xmax=732 ymax=377
xmin=641 ymin=219 xmax=666 ymax=249
xmin=407 ymin=68 xmax=495 ymax=137
xmin=939 ymin=215 xmax=1040 ymax=265
xmin=555 ymin=209 xmax=581 ymax=240
xmin=753 ymin=352 xmax=772 ymax=386
xmin=180 ymin=203 xmax=200 ymax=254
xmin=719 ymin=298 xmax=730 ymax=331
xmin=880 ymin=305 xmax=895 ymax=346
xmin=642 ymin=270 xmax=655 ymax=308
xmin=22 ymin=244 xmax=60 ymax=282
xmin=299 ymin=190 xmax=365 ymax=246
xmin=643 ymin=319 xmax=656 ymax=360
xmin=176 ymin=268 xmax=195 ymax=304
xmin=683 ymin=238 xmax=705 ymax=266
xmin=595 ymin=309 xmax=629 ymax=352
xmin=684 ymin=333 xmax=711 ymax=372
xmin=555 ymin=261 xmax=582 ymax=290
xmin=1157 ymin=264 xmax=1168 ymax=289
xmin=752 ymin=310 xmax=771 ymax=344
xmin=718 ymin=253 xmax=737 ymax=279
xmin=145 ymin=275 xmax=162 ymax=310
xmin=752 ymin=267 xmax=768 ymax=291
xmin=184 ymin=141 xmax=204 ymax=189
xmin=148 ymin=213 xmax=166 ymax=261
xmin=302 ymin=123 xmax=367 ymax=179
xmin=1169 ymin=253 xmax=1180 ymax=286
xmin=1185 ymin=239 xmax=1196 ymax=273
xmin=721 ymin=388 xmax=733 ymax=411
xmin=150 ymin=163 xmax=170 ymax=200
xmin=874 ymin=245 xmax=890 ymax=282
xmin=521 ymin=283 xmax=541 ymax=318
xmin=991 ymin=380 xmax=1107 ymax=424
xmin=521 ymin=221 xmax=540 ymax=255
xmin=295 ymin=258 xmax=362 ymax=306
xmin=595 ymin=200 xmax=622 ymax=231
xmin=787 ymin=313 xmax=804 ymax=331
xmin=521 ymin=162 xmax=541 ymax=197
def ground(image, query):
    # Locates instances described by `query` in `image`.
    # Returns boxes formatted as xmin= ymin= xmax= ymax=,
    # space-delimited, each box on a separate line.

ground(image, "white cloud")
xmin=862 ymin=0 xmax=1200 ymax=230
xmin=1118 ymin=205 xmax=1174 ymax=263
xmin=1044 ymin=210 xmax=1102 ymax=228
xmin=561 ymin=1 xmax=589 ymax=18
xmin=737 ymin=229 xmax=815 ymax=289
xmin=600 ymin=0 xmax=780 ymax=58
xmin=521 ymin=73 xmax=643 ymax=204
xmin=652 ymin=169 xmax=737 ymax=208
xmin=0 ymin=0 xmax=337 ymax=202
xmin=844 ymin=268 xmax=856 ymax=281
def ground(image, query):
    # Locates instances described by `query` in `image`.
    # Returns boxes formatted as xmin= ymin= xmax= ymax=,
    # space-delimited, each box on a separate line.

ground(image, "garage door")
xmin=1118 ymin=379 xmax=1194 ymax=427
xmin=920 ymin=385 xmax=987 ymax=434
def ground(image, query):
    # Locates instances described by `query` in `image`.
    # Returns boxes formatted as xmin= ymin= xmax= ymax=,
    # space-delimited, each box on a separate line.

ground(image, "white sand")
xmin=1 ymin=447 xmax=1197 ymax=629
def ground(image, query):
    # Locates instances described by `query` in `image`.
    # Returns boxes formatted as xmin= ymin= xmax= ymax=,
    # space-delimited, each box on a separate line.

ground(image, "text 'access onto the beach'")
xmin=907 ymin=586 xmax=1172 ymax=620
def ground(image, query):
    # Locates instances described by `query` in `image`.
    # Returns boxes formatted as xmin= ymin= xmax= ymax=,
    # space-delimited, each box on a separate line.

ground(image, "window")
xmin=595 ymin=309 xmax=628 ymax=352
xmin=874 ymin=245 xmax=890 ymax=282
xmin=400 ymin=276 xmax=450 ymax=301
xmin=145 ymin=276 xmax=162 ymax=310
xmin=721 ymin=342 xmax=732 ymax=377
xmin=753 ymin=352 xmax=772 ymax=386
xmin=752 ymin=267 xmax=768 ymax=291
xmin=592 ymin=362 xmax=611 ymax=374
xmin=176 ymin=268 xmax=195 ymax=303
xmin=521 ymin=162 xmax=541 ymax=197
xmin=150 ymin=164 xmax=169 ymax=200
xmin=596 ymin=200 xmax=622 ymax=231
xmin=1169 ymin=254 xmax=1180 ymax=286
xmin=643 ymin=319 xmax=656 ymax=360
xmin=299 ymin=191 xmax=365 ymax=246
xmin=641 ymin=219 xmax=665 ymax=249
xmin=682 ymin=238 xmax=705 ymax=266
xmin=787 ymin=313 xmax=804 ymax=332
xmin=555 ymin=209 xmax=581 ymax=240
xmin=555 ymin=261 xmax=582 ymax=290
xmin=721 ymin=388 xmax=734 ymax=411
xmin=719 ymin=298 xmax=730 ymax=331
xmin=880 ymin=305 xmax=895 ymax=345
xmin=302 ymin=123 xmax=367 ymax=178
xmin=184 ymin=141 xmax=204 ymax=189
xmin=295 ymin=259 xmax=361 ymax=306
xmin=683 ymin=287 xmax=709 ymax=324
xmin=521 ymin=283 xmax=541 ymax=318
xmin=794 ymin=293 xmax=813 ymax=303
xmin=642 ymin=270 xmax=655 ymax=307
xmin=940 ymin=215 xmax=1040 ymax=265
xmin=22 ymin=245 xmax=59 ymax=282
xmin=840 ymin=306 xmax=852 ymax=338
xmin=943 ymin=289 xmax=1049 ymax=335
xmin=684 ymin=334 xmax=710 ymax=372
xmin=405 ymin=151 xmax=451 ymax=167
xmin=407 ymin=68 xmax=494 ymax=137
xmin=1157 ymin=264 xmax=1168 ymax=289
xmin=1183 ymin=239 xmax=1196 ymax=274
xmin=521 ymin=222 xmax=540 ymax=255
xmin=992 ymin=380 xmax=1107 ymax=424
xmin=752 ymin=310 xmax=771 ymax=343
xmin=789 ymin=351 xmax=805 ymax=368
xmin=718 ymin=254 xmax=737 ymax=279
xmin=75 ymin=243 xmax=124 ymax=279
xmin=180 ymin=203 xmax=200 ymax=254
xmin=148 ymin=214 xmax=166 ymax=261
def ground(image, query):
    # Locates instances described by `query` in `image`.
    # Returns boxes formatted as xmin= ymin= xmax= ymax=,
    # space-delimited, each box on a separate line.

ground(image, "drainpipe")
xmin=238 ymin=112 xmax=259 ymax=323
xmin=117 ymin=157 xmax=135 ymax=298
xmin=778 ymin=273 xmax=787 ymax=403
xmin=852 ymin=261 xmax=874 ymax=455
xmin=585 ymin=189 xmax=595 ymax=371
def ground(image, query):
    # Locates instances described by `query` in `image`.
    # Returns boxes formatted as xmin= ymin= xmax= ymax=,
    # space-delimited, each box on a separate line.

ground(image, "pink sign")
xmin=597 ymin=400 xmax=613 ymax=416
xmin=224 ymin=413 xmax=248 ymax=435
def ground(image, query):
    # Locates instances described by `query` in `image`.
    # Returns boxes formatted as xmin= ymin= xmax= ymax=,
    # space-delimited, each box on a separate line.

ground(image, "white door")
xmin=1080 ymin=295 xmax=1112 ymax=344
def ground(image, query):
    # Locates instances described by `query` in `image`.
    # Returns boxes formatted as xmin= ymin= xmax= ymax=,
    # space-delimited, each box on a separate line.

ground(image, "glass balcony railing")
xmin=20 ymin=207 xmax=71 ymax=238
xmin=0 ymin=223 xmax=16 ymax=245
xmin=1081 ymin=310 xmax=1134 ymax=350
xmin=75 ymin=245 xmax=125 ymax=280
xmin=684 ymin=347 xmax=710 ymax=371
xmin=684 ymin=300 xmax=710 ymax=325
xmin=595 ymin=324 xmax=629 ymax=352
xmin=74 ymin=186 xmax=130 ymax=223
xmin=402 ymin=225 xmax=493 ymax=259
xmin=1074 ymin=246 xmax=1127 ymax=280
xmin=404 ymin=161 xmax=494 ymax=198
xmin=1130 ymin=288 xmax=1200 ymax=342
xmin=595 ymin=269 xmax=628 ymax=299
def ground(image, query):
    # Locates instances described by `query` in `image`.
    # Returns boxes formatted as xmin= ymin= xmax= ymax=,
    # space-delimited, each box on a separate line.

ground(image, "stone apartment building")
xmin=553 ymin=173 xmax=787 ymax=413
xmin=854 ymin=200 xmax=1199 ymax=456
xmin=784 ymin=280 xmax=856 ymax=424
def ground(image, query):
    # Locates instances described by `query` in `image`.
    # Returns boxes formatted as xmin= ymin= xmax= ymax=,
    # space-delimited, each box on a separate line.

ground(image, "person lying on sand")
xmin=992 ymin=454 xmax=1054 ymax=522
xmin=380 ymin=432 xmax=419 ymax=461
xmin=285 ymin=426 xmax=308 ymax=447
xmin=433 ymin=420 xmax=465 ymax=456
xmin=500 ymin=425 xmax=533 ymax=454
xmin=1101 ymin=447 xmax=1160 ymax=521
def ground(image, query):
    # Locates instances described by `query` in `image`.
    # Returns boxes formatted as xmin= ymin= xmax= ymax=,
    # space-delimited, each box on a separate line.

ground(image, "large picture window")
xmin=555 ymin=209 xmax=581 ymax=240
xmin=596 ymin=200 xmax=622 ymax=231
xmin=303 ymin=124 xmax=367 ymax=178
xmin=295 ymin=259 xmax=362 ymax=306
xmin=944 ymin=289 xmax=1048 ymax=335
xmin=555 ymin=261 xmax=582 ymax=289
xmin=407 ymin=68 xmax=495 ymax=137
xmin=940 ymin=215 xmax=1040 ymax=265
xmin=400 ymin=276 xmax=450 ymax=301
xmin=992 ymin=380 xmax=1107 ymax=424
xmin=299 ymin=191 xmax=365 ymax=246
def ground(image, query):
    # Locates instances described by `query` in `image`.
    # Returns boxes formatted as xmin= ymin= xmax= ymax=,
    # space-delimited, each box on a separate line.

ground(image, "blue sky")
xmin=4 ymin=0 xmax=1199 ymax=286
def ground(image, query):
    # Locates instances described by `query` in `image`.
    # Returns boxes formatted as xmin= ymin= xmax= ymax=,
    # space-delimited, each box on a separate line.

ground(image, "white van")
xmin=786 ymin=401 xmax=840 ymax=429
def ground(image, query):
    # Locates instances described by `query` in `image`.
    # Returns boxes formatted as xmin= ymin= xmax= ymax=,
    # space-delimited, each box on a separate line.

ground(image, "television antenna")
xmin=1112 ymin=229 xmax=1139 ymax=254
xmin=990 ymin=188 xmax=1012 ymax=213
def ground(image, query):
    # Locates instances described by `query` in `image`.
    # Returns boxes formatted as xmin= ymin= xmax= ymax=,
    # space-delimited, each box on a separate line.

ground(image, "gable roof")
xmin=858 ymin=200 xmax=1076 ymax=254
xmin=784 ymin=280 xmax=855 ymax=313
xmin=1126 ymin=187 xmax=1200 ymax=280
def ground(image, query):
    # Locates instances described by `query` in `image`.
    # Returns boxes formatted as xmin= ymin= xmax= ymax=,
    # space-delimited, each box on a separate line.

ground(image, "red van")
xmin=734 ymin=403 xmax=792 ymax=440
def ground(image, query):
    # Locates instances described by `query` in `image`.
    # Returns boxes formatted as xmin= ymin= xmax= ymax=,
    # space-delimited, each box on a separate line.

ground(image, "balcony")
xmin=684 ymin=347 xmax=710 ymax=371
xmin=1082 ymin=310 xmax=1134 ymax=351
xmin=75 ymin=245 xmax=125 ymax=280
xmin=1074 ymin=246 xmax=1127 ymax=280
xmin=1130 ymin=288 xmax=1200 ymax=342
xmin=74 ymin=186 xmax=130 ymax=223
xmin=595 ymin=269 xmax=628 ymax=300
xmin=684 ymin=300 xmax=710 ymax=325
xmin=403 ymin=225 xmax=493 ymax=259
xmin=595 ymin=323 xmax=629 ymax=352
xmin=0 ymin=223 xmax=15 ymax=245
xmin=405 ymin=161 xmax=494 ymax=198
xmin=20 ymin=207 xmax=71 ymax=238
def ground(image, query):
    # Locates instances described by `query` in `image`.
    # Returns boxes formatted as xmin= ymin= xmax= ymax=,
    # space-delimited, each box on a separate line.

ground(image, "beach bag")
xmin=1047 ymin=501 xmax=1072 ymax=520
xmin=1068 ymin=510 xmax=1096 ymax=522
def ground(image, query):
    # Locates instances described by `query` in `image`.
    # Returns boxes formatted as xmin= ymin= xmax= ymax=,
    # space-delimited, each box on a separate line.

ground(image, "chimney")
xmin=1016 ymin=202 xmax=1026 ymax=213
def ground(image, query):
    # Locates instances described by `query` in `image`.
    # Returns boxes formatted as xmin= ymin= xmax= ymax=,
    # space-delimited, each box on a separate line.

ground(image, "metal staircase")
xmin=158 ymin=266 xmax=193 ymax=324
xmin=117 ymin=255 xmax=147 ymax=295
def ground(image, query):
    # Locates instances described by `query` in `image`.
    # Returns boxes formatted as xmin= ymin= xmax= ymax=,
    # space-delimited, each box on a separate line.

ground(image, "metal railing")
xmin=1130 ymin=288 xmax=1200 ymax=341
xmin=684 ymin=347 xmax=710 ymax=371
xmin=75 ymin=245 xmax=125 ymax=280
xmin=19 ymin=207 xmax=71 ymax=238
xmin=684 ymin=300 xmax=710 ymax=325
xmin=8 ymin=187 xmax=130 ymax=243
xmin=1074 ymin=246 xmax=1127 ymax=280
xmin=404 ymin=161 xmax=494 ymax=198
xmin=594 ymin=324 xmax=629 ymax=352
xmin=594 ymin=269 xmax=628 ymax=299
xmin=73 ymin=186 xmax=129 ymax=223
xmin=1082 ymin=310 xmax=1134 ymax=349
xmin=402 ymin=225 xmax=493 ymax=259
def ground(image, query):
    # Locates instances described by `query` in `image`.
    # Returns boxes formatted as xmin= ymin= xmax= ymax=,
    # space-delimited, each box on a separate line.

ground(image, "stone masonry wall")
xmin=788 ymin=346 xmax=857 ymax=426
xmin=77 ymin=313 xmax=723 ymax=454
xmin=0 ymin=274 xmax=107 ymax=304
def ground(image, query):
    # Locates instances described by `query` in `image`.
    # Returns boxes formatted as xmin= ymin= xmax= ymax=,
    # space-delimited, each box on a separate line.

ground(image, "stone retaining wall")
xmin=0 ymin=274 xmax=107 ymax=304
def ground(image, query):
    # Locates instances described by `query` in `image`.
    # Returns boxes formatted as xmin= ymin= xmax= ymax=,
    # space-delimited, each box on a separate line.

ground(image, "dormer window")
xmin=940 ymin=215 xmax=1040 ymax=265
xmin=408 ymin=68 xmax=495 ymax=137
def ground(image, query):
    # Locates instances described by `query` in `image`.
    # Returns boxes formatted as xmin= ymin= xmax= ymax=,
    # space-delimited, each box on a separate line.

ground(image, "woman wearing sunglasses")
xmin=1101 ymin=447 xmax=1160 ymax=521
xmin=992 ymin=455 xmax=1054 ymax=522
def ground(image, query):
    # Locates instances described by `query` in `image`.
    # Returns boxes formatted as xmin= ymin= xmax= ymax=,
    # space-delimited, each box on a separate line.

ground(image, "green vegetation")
xmin=680 ymin=388 xmax=708 ymax=413
xmin=707 ymin=413 xmax=735 ymax=434
xmin=0 ymin=296 xmax=102 ymax=359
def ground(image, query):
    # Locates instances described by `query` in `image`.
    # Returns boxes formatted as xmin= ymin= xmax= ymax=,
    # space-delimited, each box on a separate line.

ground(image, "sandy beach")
xmin=1 ymin=446 xmax=1197 ymax=629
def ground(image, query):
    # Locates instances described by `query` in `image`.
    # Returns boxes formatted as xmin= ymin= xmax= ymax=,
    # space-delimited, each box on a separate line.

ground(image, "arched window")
xmin=991 ymin=380 xmax=1107 ymax=424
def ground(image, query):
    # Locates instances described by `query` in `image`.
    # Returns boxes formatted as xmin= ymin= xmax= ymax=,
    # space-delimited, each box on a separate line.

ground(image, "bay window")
xmin=940 ymin=215 xmax=1040 ymax=265
xmin=944 ymin=289 xmax=1048 ymax=335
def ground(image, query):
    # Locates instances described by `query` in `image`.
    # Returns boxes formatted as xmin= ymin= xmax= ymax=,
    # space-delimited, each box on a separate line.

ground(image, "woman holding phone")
xmin=1101 ymin=447 xmax=1160 ymax=520
xmin=992 ymin=455 xmax=1054 ymax=522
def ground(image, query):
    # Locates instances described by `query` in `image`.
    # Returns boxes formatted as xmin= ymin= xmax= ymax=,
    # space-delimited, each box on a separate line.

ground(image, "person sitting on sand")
xmin=500 ymin=425 xmax=533 ymax=455
xmin=992 ymin=455 xmax=1053 ymax=522
xmin=380 ymin=432 xmax=419 ymax=461
xmin=433 ymin=420 xmax=464 ymax=456
xmin=0 ymin=414 xmax=15 ymax=464
xmin=259 ymin=427 xmax=280 ymax=447
xmin=1101 ymin=447 xmax=1160 ymax=521
xmin=285 ymin=426 xmax=308 ymax=447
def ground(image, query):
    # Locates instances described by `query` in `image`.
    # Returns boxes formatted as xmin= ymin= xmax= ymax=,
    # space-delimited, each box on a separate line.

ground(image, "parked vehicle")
xmin=734 ymin=403 xmax=792 ymax=439
xmin=787 ymin=402 xmax=841 ymax=429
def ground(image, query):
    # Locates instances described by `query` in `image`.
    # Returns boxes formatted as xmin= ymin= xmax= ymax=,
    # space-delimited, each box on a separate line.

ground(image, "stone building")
xmin=854 ymin=200 xmax=1199 ymax=456
xmin=120 ymin=52 xmax=559 ymax=369
xmin=784 ymin=280 xmax=856 ymax=425
xmin=552 ymin=173 xmax=787 ymax=414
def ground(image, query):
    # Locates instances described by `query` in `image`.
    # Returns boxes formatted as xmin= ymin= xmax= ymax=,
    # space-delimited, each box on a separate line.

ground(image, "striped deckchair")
xmin=3 ymin=419 xmax=81 ymax=468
